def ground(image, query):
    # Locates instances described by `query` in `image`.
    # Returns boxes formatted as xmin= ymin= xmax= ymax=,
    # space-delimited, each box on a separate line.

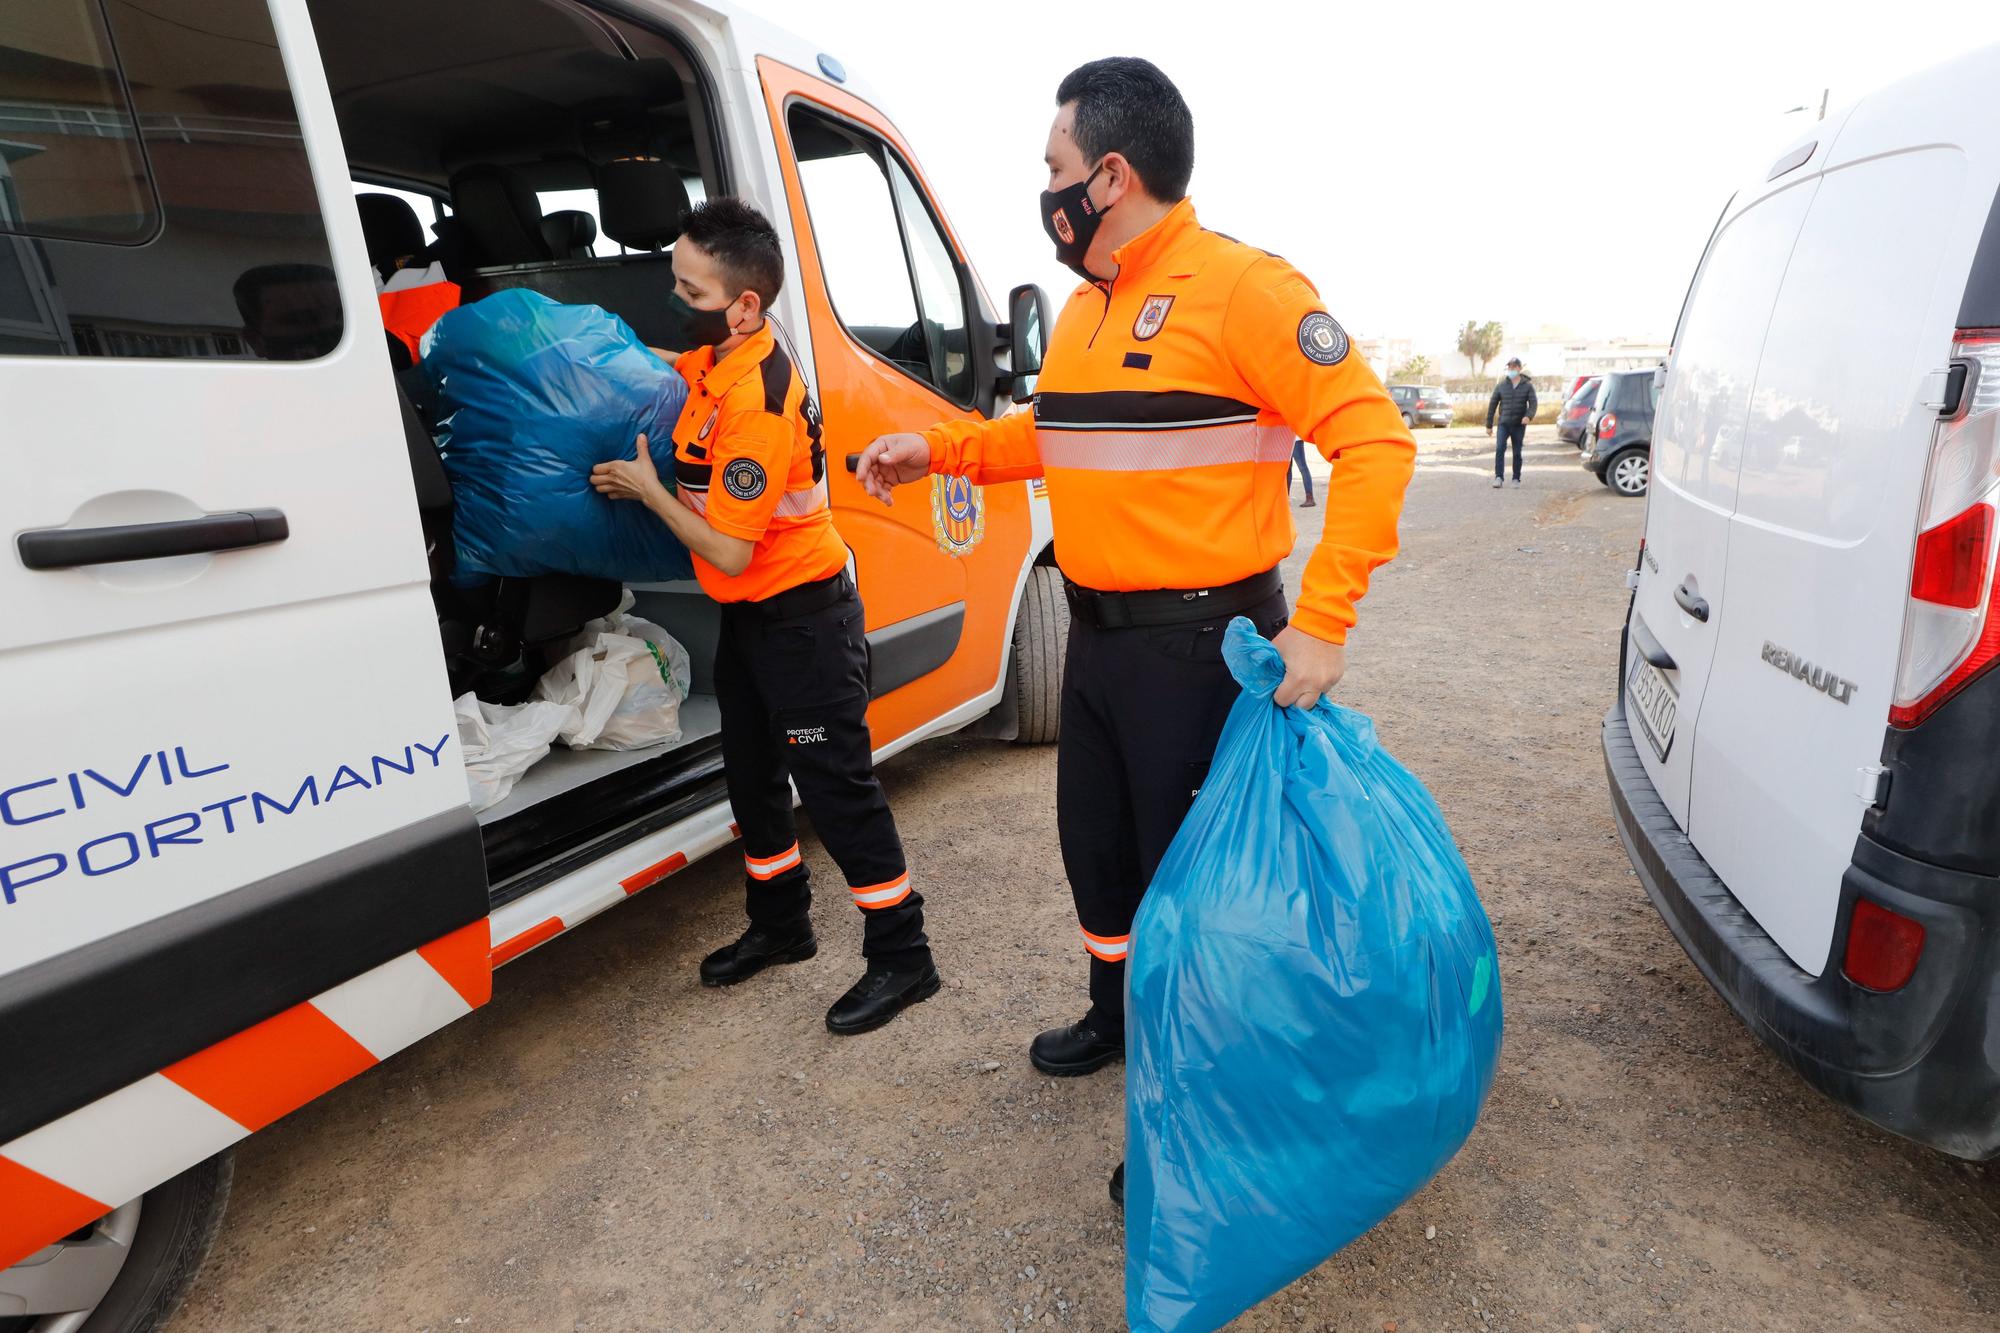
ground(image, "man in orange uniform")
xmin=858 ymin=59 xmax=1415 ymax=1198
xmin=594 ymin=198 xmax=938 ymax=1035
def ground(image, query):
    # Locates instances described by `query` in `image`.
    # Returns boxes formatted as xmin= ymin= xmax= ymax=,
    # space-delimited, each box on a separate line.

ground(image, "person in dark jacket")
xmin=1484 ymin=357 xmax=1537 ymax=488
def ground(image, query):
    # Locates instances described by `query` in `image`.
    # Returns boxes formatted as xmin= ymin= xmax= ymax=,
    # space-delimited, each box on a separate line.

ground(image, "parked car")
xmin=0 ymin=0 xmax=1064 ymax=1324
xmin=1605 ymin=44 xmax=2000 ymax=1160
xmin=1388 ymin=383 xmax=1453 ymax=428
xmin=1581 ymin=369 xmax=1654 ymax=495
xmin=1556 ymin=375 xmax=1603 ymax=446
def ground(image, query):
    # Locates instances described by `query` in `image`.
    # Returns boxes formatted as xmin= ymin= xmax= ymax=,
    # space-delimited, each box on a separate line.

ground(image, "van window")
xmin=788 ymin=105 xmax=974 ymax=406
xmin=0 ymin=0 xmax=343 ymax=360
xmin=0 ymin=2 xmax=155 ymax=243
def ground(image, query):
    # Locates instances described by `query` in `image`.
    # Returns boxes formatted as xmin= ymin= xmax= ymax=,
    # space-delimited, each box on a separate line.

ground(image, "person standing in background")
xmin=1484 ymin=356 xmax=1536 ymax=488
xmin=1288 ymin=438 xmax=1317 ymax=508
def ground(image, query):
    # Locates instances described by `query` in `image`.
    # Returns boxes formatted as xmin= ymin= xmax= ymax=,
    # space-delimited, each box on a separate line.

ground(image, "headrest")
xmin=596 ymin=158 xmax=691 ymax=251
xmin=449 ymin=164 xmax=551 ymax=267
xmin=541 ymin=209 xmax=599 ymax=259
xmin=355 ymin=193 xmax=425 ymax=275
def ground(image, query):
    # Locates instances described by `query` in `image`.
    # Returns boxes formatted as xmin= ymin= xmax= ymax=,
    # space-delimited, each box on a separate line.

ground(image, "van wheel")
xmin=1010 ymin=564 xmax=1069 ymax=744
xmin=1608 ymin=448 xmax=1650 ymax=497
xmin=0 ymin=1153 xmax=233 ymax=1333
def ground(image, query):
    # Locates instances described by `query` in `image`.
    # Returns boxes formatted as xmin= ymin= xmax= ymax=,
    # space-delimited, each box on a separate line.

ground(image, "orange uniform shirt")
xmin=672 ymin=323 xmax=845 ymax=602
xmin=921 ymin=198 xmax=1416 ymax=644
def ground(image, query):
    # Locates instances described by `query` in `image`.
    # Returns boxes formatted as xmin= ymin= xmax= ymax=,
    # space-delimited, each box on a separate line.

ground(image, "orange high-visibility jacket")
xmin=922 ymin=198 xmax=1416 ymax=644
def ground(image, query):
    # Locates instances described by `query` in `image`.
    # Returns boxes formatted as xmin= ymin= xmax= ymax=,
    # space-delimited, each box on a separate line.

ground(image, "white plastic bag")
xmin=454 ymin=692 xmax=574 ymax=813
xmin=533 ymin=594 xmax=692 ymax=752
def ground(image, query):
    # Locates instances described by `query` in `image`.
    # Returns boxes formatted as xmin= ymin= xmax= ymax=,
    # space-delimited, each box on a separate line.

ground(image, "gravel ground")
xmin=167 ymin=426 xmax=1999 ymax=1332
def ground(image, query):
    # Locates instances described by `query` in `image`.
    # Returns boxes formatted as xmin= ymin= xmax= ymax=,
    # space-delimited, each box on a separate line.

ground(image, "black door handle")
xmin=17 ymin=509 xmax=289 ymax=571
xmin=1674 ymin=580 xmax=1709 ymax=623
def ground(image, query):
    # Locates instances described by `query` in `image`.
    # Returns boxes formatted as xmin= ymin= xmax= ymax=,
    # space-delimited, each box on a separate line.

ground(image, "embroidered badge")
xmin=1297 ymin=311 xmax=1349 ymax=366
xmin=1133 ymin=294 xmax=1175 ymax=341
xmin=723 ymin=458 xmax=767 ymax=501
xmin=930 ymin=475 xmax=986 ymax=555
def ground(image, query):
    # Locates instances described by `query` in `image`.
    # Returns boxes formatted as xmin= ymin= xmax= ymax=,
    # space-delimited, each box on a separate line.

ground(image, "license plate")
xmin=1626 ymin=653 xmax=1678 ymax=762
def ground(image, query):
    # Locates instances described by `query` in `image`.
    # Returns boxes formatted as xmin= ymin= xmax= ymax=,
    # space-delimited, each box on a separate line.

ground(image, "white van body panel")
xmin=1690 ymin=143 xmax=1985 ymax=974
xmin=1629 ymin=168 xmax=1821 ymax=825
xmin=0 ymin=0 xmax=464 ymax=975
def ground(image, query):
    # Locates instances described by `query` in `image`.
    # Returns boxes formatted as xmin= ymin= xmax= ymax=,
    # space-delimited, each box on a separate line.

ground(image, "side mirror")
xmin=1001 ymin=282 xmax=1050 ymax=404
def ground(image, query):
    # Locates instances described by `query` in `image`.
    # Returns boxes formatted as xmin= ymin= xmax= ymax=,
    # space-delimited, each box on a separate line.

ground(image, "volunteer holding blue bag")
xmin=858 ymin=58 xmax=1417 ymax=1200
xmin=595 ymin=199 xmax=938 ymax=1036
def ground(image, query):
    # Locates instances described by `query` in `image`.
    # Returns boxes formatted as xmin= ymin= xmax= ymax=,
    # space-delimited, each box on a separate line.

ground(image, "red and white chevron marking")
xmin=0 ymin=919 xmax=490 ymax=1269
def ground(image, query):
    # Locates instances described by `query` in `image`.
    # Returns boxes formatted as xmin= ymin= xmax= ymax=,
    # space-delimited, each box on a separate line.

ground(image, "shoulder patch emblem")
xmin=1297 ymin=311 xmax=1349 ymax=367
xmin=1133 ymin=294 xmax=1175 ymax=341
xmin=722 ymin=458 xmax=767 ymax=501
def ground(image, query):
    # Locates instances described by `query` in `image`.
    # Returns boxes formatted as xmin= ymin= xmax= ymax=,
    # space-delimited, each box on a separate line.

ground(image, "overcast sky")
xmin=747 ymin=0 xmax=2000 ymax=360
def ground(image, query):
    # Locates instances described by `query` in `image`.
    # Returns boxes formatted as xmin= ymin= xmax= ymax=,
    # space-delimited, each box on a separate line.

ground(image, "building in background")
xmin=1354 ymin=334 xmax=1416 ymax=381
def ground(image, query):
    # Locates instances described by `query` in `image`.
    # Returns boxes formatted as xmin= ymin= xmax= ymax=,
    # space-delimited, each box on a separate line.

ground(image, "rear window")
xmin=1390 ymin=386 xmax=1416 ymax=403
xmin=1568 ymin=379 xmax=1601 ymax=407
xmin=0 ymin=0 xmax=343 ymax=360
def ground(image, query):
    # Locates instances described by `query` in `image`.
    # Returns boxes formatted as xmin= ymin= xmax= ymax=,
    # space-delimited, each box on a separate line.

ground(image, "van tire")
xmin=1607 ymin=447 xmax=1650 ymax=497
xmin=1010 ymin=564 xmax=1068 ymax=745
xmin=4 ymin=1153 xmax=235 ymax=1333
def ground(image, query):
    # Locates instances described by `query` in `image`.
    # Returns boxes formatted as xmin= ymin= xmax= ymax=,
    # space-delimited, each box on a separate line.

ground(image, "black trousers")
xmin=1495 ymin=419 xmax=1527 ymax=480
xmin=1057 ymin=587 xmax=1290 ymax=1033
xmin=714 ymin=578 xmax=929 ymax=967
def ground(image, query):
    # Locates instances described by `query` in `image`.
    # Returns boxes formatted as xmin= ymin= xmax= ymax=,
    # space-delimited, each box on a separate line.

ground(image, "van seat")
xmin=596 ymin=157 xmax=690 ymax=252
xmin=449 ymin=164 xmax=552 ymax=270
xmin=357 ymin=192 xmax=426 ymax=281
xmin=541 ymin=210 xmax=599 ymax=259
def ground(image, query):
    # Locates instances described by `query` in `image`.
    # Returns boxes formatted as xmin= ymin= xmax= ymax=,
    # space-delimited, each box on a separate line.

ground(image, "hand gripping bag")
xmin=1125 ymin=619 xmax=1503 ymax=1333
xmin=422 ymin=289 xmax=694 ymax=583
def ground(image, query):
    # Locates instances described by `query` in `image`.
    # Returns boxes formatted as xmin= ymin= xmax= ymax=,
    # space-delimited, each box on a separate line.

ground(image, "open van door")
xmin=0 ymin=0 xmax=484 ymax=1178
xmin=1626 ymin=163 xmax=1820 ymax=827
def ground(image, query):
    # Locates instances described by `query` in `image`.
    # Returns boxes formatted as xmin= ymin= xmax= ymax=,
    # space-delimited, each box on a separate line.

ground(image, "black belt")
xmin=743 ymin=570 xmax=853 ymax=619
xmin=1064 ymin=568 xmax=1282 ymax=630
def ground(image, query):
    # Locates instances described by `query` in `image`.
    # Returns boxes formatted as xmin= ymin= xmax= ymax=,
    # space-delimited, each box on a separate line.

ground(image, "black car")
xmin=1388 ymin=384 xmax=1453 ymax=429
xmin=1555 ymin=375 xmax=1602 ymax=446
xmin=1581 ymin=368 xmax=1656 ymax=496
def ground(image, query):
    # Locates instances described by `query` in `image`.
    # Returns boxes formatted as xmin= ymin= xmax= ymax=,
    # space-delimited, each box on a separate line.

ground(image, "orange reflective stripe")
xmin=746 ymin=843 xmax=802 ymax=880
xmin=162 ymin=1002 xmax=377 ymax=1133
xmin=849 ymin=873 xmax=911 ymax=909
xmin=0 ymin=1157 xmax=109 ymax=1269
xmin=1035 ymin=420 xmax=1293 ymax=472
xmin=1079 ymin=927 xmax=1130 ymax=961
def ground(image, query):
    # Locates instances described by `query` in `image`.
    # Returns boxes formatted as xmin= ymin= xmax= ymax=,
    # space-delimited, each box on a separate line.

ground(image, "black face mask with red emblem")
xmin=1039 ymin=161 xmax=1109 ymax=281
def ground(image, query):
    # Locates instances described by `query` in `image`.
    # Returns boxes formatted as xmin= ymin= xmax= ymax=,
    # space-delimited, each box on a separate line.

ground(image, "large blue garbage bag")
xmin=422 ymin=289 xmax=694 ymax=584
xmin=1125 ymin=619 xmax=1502 ymax=1333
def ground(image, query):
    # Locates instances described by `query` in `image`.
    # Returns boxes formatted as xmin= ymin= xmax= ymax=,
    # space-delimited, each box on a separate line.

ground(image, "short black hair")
xmin=677 ymin=196 xmax=783 ymax=310
xmin=1055 ymin=57 xmax=1194 ymax=202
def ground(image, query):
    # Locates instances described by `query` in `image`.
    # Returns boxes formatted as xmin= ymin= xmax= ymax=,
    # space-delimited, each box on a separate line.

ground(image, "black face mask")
xmin=1039 ymin=162 xmax=1109 ymax=281
xmin=667 ymin=288 xmax=739 ymax=348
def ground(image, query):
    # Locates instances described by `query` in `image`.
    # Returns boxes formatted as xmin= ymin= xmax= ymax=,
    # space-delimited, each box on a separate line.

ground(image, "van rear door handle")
xmin=17 ymin=509 xmax=289 ymax=571
xmin=1674 ymin=580 xmax=1710 ymax=622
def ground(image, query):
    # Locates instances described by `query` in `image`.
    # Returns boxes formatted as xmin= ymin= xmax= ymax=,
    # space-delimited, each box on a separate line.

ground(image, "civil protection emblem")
xmin=930 ymin=475 xmax=985 ymax=555
xmin=1052 ymin=209 xmax=1075 ymax=245
xmin=1133 ymin=294 xmax=1174 ymax=341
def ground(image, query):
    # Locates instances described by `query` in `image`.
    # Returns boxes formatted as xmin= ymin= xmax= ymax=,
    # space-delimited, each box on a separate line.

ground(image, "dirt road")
xmin=167 ymin=427 xmax=1999 ymax=1332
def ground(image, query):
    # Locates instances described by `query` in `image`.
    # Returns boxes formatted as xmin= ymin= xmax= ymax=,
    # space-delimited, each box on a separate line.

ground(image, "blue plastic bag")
xmin=1125 ymin=619 xmax=1502 ymax=1333
xmin=423 ymin=289 xmax=693 ymax=584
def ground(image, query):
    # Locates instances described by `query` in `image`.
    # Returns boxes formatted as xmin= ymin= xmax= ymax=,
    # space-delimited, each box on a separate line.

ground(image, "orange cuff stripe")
xmin=745 ymin=844 xmax=802 ymax=880
xmin=849 ymin=874 xmax=912 ymax=909
xmin=1079 ymin=927 xmax=1130 ymax=961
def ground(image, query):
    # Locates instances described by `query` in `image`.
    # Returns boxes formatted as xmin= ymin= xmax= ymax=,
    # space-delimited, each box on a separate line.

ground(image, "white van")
xmin=0 ymin=1 xmax=1060 ymax=1325
xmin=1607 ymin=46 xmax=2000 ymax=1158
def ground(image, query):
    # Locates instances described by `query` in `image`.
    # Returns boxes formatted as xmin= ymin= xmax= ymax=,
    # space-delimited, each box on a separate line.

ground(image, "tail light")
xmin=1891 ymin=329 xmax=2000 ymax=728
xmin=1597 ymin=412 xmax=1619 ymax=438
xmin=1842 ymin=898 xmax=1925 ymax=992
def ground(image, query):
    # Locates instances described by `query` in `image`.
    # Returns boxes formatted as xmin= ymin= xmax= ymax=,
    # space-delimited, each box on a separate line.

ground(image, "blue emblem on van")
xmin=818 ymin=54 xmax=847 ymax=83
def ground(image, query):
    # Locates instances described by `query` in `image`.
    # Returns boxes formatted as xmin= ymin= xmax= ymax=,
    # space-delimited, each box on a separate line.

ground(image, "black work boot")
xmin=699 ymin=924 xmax=818 ymax=987
xmin=825 ymin=958 xmax=942 ymax=1035
xmin=1029 ymin=1014 xmax=1124 ymax=1076
xmin=1109 ymin=1161 xmax=1125 ymax=1209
